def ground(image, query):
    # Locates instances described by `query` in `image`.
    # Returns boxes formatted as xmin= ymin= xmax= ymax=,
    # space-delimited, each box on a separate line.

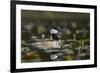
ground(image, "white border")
xmin=16 ymin=4 xmax=94 ymax=69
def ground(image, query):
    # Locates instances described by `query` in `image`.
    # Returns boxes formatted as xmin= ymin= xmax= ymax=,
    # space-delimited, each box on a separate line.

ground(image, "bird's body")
xmin=50 ymin=28 xmax=59 ymax=40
